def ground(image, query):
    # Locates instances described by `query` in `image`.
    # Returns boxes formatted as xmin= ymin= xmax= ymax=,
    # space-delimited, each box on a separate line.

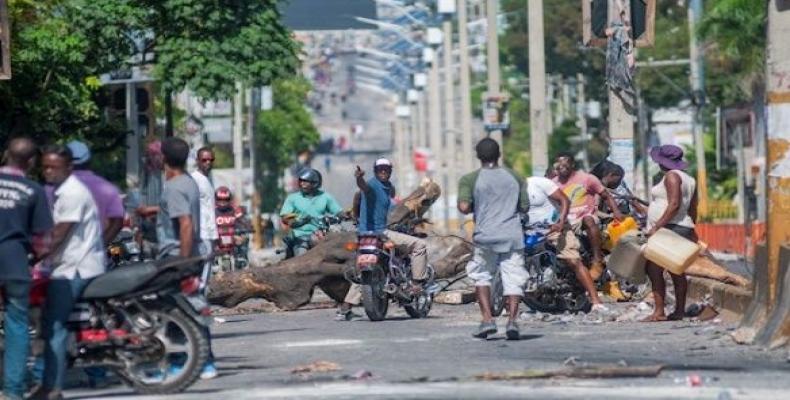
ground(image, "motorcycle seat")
xmin=81 ymin=261 xmax=161 ymax=299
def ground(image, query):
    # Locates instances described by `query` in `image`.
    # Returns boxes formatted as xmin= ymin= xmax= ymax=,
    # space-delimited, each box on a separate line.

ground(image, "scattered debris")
xmin=434 ymin=290 xmax=476 ymax=305
xmin=290 ymin=360 xmax=342 ymax=374
xmin=563 ymin=356 xmax=580 ymax=366
xmin=351 ymin=370 xmax=373 ymax=380
xmin=474 ymin=365 xmax=664 ymax=381
xmin=687 ymin=373 xmax=703 ymax=387
xmin=686 ymin=303 xmax=719 ymax=321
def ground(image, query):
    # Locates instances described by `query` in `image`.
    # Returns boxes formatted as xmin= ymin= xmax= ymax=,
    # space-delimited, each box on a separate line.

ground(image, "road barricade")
xmin=753 ymin=245 xmax=790 ymax=348
xmin=733 ymin=244 xmax=790 ymax=348
xmin=732 ymin=244 xmax=769 ymax=344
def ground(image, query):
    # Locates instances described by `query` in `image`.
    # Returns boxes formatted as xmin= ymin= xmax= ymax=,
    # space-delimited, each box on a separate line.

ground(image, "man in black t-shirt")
xmin=0 ymin=137 xmax=53 ymax=400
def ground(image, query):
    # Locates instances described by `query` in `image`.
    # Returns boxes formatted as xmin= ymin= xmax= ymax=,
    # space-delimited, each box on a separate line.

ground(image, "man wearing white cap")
xmin=342 ymin=158 xmax=428 ymax=320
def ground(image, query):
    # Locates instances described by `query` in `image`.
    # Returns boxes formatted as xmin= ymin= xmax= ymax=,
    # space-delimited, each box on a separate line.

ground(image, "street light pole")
xmin=688 ymin=0 xmax=709 ymax=216
xmin=441 ymin=2 xmax=457 ymax=231
xmin=485 ymin=0 xmax=502 ymax=152
xmin=528 ymin=0 xmax=548 ymax=176
xmin=457 ymin=0 xmax=474 ymax=172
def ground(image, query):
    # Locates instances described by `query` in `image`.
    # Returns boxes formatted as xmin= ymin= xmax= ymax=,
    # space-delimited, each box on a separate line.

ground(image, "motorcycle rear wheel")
xmin=114 ymin=308 xmax=209 ymax=395
xmin=404 ymin=291 xmax=433 ymax=318
xmin=361 ymin=271 xmax=389 ymax=321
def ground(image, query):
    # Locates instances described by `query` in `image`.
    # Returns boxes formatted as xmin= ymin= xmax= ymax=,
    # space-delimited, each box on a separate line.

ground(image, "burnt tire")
xmin=114 ymin=307 xmax=209 ymax=395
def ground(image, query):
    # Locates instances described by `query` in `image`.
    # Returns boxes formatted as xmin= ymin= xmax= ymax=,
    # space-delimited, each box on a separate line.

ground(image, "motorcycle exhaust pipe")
xmin=383 ymin=283 xmax=398 ymax=295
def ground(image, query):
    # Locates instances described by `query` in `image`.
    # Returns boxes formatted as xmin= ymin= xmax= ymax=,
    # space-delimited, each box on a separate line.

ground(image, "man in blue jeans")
xmin=0 ymin=138 xmax=53 ymax=400
xmin=30 ymin=145 xmax=106 ymax=400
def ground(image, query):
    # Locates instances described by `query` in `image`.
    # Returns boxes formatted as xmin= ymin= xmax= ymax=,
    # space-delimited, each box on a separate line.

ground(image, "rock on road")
xmin=69 ymin=303 xmax=790 ymax=399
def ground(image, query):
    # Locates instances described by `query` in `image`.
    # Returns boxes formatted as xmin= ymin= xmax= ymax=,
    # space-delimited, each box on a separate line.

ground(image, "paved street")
xmin=69 ymin=302 xmax=790 ymax=399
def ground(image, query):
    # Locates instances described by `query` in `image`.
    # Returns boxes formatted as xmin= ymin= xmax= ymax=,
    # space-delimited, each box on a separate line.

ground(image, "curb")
xmin=687 ymin=276 xmax=752 ymax=316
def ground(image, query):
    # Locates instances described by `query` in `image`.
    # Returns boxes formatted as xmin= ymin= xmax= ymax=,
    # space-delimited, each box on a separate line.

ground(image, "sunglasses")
xmin=200 ymin=158 xmax=215 ymax=162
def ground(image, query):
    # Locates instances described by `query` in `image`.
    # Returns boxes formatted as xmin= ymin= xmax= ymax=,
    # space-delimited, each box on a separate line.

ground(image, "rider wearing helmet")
xmin=280 ymin=168 xmax=343 ymax=257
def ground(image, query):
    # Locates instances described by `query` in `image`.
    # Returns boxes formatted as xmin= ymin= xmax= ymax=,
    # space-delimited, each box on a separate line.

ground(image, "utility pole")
xmin=233 ymin=82 xmax=245 ymax=202
xmin=765 ymin=1 xmax=790 ymax=304
xmin=427 ymin=48 xmax=443 ymax=181
xmin=688 ymin=0 xmax=709 ymax=216
xmin=485 ymin=0 xmax=502 ymax=151
xmin=458 ymin=0 xmax=474 ymax=172
xmin=607 ymin=0 xmax=636 ymax=189
xmin=416 ymin=91 xmax=427 ymax=149
xmin=576 ymin=73 xmax=589 ymax=171
xmin=429 ymin=53 xmax=445 ymax=229
xmin=441 ymin=2 xmax=457 ymax=231
xmin=529 ymin=0 xmax=548 ymax=176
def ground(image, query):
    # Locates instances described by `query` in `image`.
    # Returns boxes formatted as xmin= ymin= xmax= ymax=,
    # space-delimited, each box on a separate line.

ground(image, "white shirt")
xmin=527 ymin=177 xmax=560 ymax=225
xmin=190 ymin=171 xmax=219 ymax=241
xmin=51 ymin=175 xmax=106 ymax=279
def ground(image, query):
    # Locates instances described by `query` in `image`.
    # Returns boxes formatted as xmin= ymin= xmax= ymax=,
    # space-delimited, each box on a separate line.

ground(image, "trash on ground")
xmin=351 ymin=369 xmax=373 ymax=380
xmin=290 ymin=360 xmax=342 ymax=374
xmin=474 ymin=364 xmax=664 ymax=381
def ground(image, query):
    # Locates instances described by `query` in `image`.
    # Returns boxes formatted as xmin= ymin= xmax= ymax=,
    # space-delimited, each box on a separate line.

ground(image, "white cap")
xmin=374 ymin=158 xmax=393 ymax=168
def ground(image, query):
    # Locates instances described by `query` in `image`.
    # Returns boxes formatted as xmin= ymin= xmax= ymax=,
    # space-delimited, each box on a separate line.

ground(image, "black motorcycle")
xmin=0 ymin=256 xmax=212 ymax=395
xmin=108 ymin=229 xmax=142 ymax=269
xmin=522 ymin=223 xmax=592 ymax=313
xmin=490 ymin=223 xmax=592 ymax=314
xmin=346 ymin=233 xmax=437 ymax=321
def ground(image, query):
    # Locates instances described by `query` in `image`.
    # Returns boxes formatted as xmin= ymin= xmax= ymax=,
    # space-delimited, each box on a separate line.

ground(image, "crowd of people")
xmin=458 ymin=139 xmax=700 ymax=338
xmin=0 ymin=137 xmax=222 ymax=400
xmin=0 ymin=131 xmax=699 ymax=398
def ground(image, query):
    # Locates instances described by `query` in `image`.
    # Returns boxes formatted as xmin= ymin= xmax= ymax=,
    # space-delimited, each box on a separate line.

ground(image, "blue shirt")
xmin=358 ymin=178 xmax=394 ymax=233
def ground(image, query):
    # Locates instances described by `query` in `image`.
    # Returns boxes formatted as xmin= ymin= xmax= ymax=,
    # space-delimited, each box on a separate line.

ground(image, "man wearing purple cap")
xmin=643 ymin=144 xmax=698 ymax=322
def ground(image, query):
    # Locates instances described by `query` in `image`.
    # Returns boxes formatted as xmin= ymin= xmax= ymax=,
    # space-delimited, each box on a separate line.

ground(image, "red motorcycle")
xmin=214 ymin=187 xmax=250 ymax=273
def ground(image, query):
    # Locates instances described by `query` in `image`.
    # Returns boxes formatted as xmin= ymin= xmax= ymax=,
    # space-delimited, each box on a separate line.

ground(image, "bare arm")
xmin=102 ymin=217 xmax=124 ymax=246
xmin=136 ymin=205 xmax=159 ymax=218
xmin=458 ymin=201 xmax=473 ymax=215
xmin=688 ymin=187 xmax=699 ymax=224
xmin=600 ymin=190 xmax=625 ymax=221
xmin=177 ymin=215 xmax=194 ymax=258
xmin=548 ymin=189 xmax=570 ymax=233
xmin=648 ymin=172 xmax=682 ymax=235
xmin=48 ymin=222 xmax=76 ymax=260
xmin=354 ymin=166 xmax=369 ymax=193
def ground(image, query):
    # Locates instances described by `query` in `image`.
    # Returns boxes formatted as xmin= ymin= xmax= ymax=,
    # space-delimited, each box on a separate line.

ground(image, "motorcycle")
xmin=346 ymin=233 xmax=437 ymax=321
xmin=108 ymin=228 xmax=142 ymax=269
xmin=515 ymin=223 xmax=593 ymax=314
xmin=214 ymin=207 xmax=250 ymax=273
xmin=0 ymin=256 xmax=212 ymax=395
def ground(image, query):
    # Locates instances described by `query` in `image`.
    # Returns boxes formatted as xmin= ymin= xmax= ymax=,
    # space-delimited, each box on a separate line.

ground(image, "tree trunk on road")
xmin=208 ymin=179 xmax=473 ymax=310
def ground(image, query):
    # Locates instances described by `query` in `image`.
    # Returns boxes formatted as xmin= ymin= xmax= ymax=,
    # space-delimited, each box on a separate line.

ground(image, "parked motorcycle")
xmin=521 ymin=223 xmax=592 ymax=314
xmin=108 ymin=228 xmax=142 ymax=269
xmin=346 ymin=233 xmax=437 ymax=321
xmin=0 ymin=256 xmax=212 ymax=395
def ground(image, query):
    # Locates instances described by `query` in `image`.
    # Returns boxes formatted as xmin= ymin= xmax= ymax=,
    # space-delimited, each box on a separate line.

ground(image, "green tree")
xmin=255 ymin=78 xmax=320 ymax=212
xmin=135 ymin=0 xmax=300 ymax=133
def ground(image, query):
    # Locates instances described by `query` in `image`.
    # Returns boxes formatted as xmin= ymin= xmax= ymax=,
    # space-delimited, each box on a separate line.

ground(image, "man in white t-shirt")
xmin=190 ymin=147 xmax=219 ymax=256
xmin=37 ymin=145 xmax=106 ymax=399
xmin=526 ymin=176 xmax=603 ymax=309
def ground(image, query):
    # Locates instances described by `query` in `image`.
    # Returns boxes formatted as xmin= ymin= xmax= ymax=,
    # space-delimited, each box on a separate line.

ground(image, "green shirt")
xmin=280 ymin=190 xmax=343 ymax=238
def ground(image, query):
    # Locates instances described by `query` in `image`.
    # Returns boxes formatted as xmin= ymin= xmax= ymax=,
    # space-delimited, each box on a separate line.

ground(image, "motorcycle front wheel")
xmin=361 ymin=268 xmax=389 ymax=321
xmin=114 ymin=307 xmax=209 ymax=395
